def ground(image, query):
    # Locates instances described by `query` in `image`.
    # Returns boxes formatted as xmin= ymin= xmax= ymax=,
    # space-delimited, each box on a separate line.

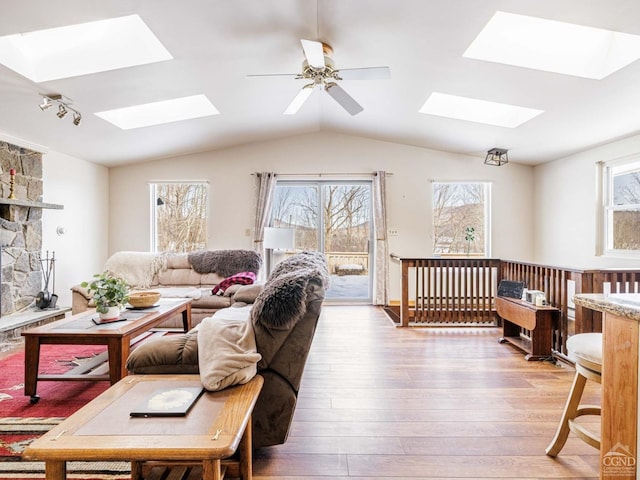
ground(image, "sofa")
xmin=71 ymin=249 xmax=263 ymax=328
xmin=125 ymin=251 xmax=329 ymax=448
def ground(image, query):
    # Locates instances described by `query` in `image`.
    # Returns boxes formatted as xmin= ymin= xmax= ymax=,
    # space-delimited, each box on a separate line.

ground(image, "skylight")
xmin=464 ymin=11 xmax=640 ymax=79
xmin=0 ymin=15 xmax=172 ymax=82
xmin=95 ymin=95 xmax=220 ymax=129
xmin=419 ymin=93 xmax=543 ymax=128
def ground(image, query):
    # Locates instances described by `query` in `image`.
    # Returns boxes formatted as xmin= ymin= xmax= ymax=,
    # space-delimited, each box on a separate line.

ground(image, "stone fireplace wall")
xmin=0 ymin=141 xmax=44 ymax=316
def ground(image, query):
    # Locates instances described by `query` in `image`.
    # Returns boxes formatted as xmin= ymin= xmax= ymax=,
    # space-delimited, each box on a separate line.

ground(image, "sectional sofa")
xmin=71 ymin=249 xmax=263 ymax=327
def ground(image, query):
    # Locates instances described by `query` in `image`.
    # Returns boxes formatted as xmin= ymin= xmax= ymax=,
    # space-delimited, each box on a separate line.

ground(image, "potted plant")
xmin=81 ymin=272 xmax=130 ymax=320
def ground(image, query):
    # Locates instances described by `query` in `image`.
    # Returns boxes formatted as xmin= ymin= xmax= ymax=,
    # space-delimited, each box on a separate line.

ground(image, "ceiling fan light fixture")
xmin=254 ymin=38 xmax=390 ymax=116
xmin=484 ymin=148 xmax=509 ymax=166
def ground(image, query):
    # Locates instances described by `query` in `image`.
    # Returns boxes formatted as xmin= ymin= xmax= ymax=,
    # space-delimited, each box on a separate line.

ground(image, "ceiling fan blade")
xmin=300 ymin=39 xmax=325 ymax=69
xmin=246 ymin=73 xmax=298 ymax=78
xmin=284 ymin=85 xmax=316 ymax=115
xmin=338 ymin=66 xmax=391 ymax=80
xmin=325 ymin=82 xmax=363 ymax=116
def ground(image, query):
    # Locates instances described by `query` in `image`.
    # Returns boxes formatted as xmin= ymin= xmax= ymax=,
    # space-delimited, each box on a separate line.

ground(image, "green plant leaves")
xmin=82 ymin=272 xmax=129 ymax=313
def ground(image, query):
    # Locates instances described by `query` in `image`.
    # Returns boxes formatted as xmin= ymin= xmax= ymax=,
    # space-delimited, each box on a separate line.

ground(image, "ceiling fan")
xmin=249 ymin=39 xmax=390 ymax=116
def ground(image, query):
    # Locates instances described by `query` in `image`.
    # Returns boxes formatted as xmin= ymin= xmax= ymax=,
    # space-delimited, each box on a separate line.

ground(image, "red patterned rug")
xmin=0 ymin=345 xmax=129 ymax=479
xmin=0 ymin=344 xmax=110 ymax=419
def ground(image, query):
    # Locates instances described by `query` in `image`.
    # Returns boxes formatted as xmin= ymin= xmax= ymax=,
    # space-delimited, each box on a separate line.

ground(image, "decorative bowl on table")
xmin=128 ymin=291 xmax=161 ymax=309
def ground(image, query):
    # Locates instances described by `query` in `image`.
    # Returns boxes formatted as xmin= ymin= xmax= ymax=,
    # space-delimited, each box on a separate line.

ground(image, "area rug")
xmin=0 ymin=345 xmax=130 ymax=479
xmin=0 ymin=417 xmax=129 ymax=479
xmin=0 ymin=344 xmax=111 ymax=418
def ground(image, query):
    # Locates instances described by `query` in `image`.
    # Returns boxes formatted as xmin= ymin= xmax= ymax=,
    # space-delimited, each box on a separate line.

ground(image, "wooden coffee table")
xmin=22 ymin=374 xmax=264 ymax=480
xmin=21 ymin=298 xmax=192 ymax=403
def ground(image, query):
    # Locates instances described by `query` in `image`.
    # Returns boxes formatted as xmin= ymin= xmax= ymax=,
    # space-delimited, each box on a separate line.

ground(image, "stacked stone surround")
xmin=0 ymin=141 xmax=44 ymax=316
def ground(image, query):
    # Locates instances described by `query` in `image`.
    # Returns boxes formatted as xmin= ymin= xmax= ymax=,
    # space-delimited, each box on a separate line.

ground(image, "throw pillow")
xmin=222 ymin=283 xmax=243 ymax=297
xmin=232 ymin=283 xmax=263 ymax=303
xmin=211 ymin=271 xmax=257 ymax=295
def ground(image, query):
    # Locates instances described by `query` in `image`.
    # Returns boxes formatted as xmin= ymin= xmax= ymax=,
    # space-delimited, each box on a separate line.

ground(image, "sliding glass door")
xmin=271 ymin=180 xmax=372 ymax=302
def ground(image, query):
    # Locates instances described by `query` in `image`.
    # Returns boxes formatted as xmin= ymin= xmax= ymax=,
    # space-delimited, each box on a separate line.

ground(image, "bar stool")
xmin=546 ymin=332 xmax=602 ymax=456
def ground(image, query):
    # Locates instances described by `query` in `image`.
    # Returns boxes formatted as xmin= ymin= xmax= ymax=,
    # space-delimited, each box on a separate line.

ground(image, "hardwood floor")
xmin=253 ymin=305 xmax=600 ymax=479
xmin=0 ymin=304 xmax=599 ymax=478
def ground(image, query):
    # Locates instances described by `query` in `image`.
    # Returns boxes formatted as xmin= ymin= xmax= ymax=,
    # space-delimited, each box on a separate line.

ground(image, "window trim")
xmin=600 ymin=155 xmax=640 ymax=258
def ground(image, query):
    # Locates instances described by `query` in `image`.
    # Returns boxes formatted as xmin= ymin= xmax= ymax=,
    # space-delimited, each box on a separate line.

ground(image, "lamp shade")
xmin=263 ymin=227 xmax=295 ymax=250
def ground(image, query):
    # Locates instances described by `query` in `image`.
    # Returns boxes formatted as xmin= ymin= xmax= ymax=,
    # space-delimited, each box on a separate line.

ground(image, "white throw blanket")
xmin=104 ymin=251 xmax=167 ymax=288
xmin=197 ymin=306 xmax=261 ymax=391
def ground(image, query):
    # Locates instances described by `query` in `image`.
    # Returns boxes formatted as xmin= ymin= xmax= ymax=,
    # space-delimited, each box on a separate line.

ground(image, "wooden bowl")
xmin=128 ymin=291 xmax=161 ymax=308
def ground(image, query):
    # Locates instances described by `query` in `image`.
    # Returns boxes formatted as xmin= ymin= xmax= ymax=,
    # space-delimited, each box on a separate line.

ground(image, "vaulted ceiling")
xmin=1 ymin=0 xmax=640 ymax=166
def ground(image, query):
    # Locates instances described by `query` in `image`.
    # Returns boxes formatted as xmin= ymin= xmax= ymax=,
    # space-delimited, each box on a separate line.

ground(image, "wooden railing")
xmin=500 ymin=262 xmax=640 ymax=356
xmin=396 ymin=256 xmax=640 ymax=358
xmin=399 ymin=258 xmax=501 ymax=326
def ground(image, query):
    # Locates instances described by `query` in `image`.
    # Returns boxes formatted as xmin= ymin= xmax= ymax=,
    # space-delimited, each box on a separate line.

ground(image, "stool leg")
xmin=545 ymin=370 xmax=587 ymax=457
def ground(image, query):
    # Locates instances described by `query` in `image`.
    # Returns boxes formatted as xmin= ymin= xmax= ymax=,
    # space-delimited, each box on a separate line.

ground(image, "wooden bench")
xmin=496 ymin=296 xmax=559 ymax=361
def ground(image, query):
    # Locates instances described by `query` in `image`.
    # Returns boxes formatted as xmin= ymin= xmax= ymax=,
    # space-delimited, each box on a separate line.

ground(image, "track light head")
xmin=39 ymin=98 xmax=52 ymax=111
xmin=72 ymin=112 xmax=82 ymax=126
xmin=56 ymin=105 xmax=67 ymax=118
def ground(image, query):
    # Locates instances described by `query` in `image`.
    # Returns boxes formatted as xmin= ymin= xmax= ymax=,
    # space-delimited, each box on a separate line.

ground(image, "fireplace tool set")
xmin=36 ymin=251 xmax=58 ymax=309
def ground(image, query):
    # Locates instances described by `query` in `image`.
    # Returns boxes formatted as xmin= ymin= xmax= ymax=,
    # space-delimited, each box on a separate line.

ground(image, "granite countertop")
xmin=574 ymin=293 xmax=640 ymax=321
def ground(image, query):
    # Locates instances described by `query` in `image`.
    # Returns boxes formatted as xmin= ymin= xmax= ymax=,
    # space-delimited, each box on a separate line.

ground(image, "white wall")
xmin=109 ymin=132 xmax=535 ymax=301
xmin=41 ymin=151 xmax=109 ymax=307
xmin=10 ymin=128 xmax=640 ymax=308
xmin=534 ymin=133 xmax=640 ymax=269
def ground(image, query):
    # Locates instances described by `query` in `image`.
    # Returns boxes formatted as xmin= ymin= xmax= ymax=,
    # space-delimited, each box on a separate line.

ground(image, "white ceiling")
xmin=1 ymin=0 xmax=640 ymax=167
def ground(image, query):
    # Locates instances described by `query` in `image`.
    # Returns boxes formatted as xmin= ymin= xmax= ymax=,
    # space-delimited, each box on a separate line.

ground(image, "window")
xmin=602 ymin=158 xmax=640 ymax=255
xmin=150 ymin=182 xmax=208 ymax=253
xmin=432 ymin=181 xmax=491 ymax=256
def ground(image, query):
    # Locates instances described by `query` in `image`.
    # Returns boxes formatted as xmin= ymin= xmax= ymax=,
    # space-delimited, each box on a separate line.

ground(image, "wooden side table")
xmin=496 ymin=296 xmax=559 ymax=361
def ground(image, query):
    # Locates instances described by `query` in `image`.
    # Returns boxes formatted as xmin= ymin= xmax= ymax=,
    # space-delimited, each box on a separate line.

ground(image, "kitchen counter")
xmin=573 ymin=292 xmax=640 ymax=480
xmin=574 ymin=293 xmax=640 ymax=322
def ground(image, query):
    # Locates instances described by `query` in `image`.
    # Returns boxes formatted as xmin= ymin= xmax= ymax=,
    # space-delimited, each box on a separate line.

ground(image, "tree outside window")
xmin=151 ymin=182 xmax=208 ymax=253
xmin=271 ymin=183 xmax=371 ymax=254
xmin=604 ymin=160 xmax=640 ymax=254
xmin=432 ymin=182 xmax=490 ymax=256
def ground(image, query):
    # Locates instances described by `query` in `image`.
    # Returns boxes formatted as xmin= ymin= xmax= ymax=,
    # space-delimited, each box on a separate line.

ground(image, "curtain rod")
xmin=252 ymin=172 xmax=393 ymax=177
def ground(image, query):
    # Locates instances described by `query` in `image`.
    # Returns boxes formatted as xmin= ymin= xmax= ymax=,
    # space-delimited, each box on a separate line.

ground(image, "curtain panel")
xmin=372 ymin=171 xmax=389 ymax=305
xmin=253 ymin=172 xmax=277 ymax=258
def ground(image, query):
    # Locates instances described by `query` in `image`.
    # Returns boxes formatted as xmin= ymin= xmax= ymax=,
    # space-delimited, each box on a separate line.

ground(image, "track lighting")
xmin=39 ymin=93 xmax=82 ymax=126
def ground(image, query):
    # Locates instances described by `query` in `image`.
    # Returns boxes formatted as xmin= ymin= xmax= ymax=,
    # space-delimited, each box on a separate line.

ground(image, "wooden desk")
xmin=573 ymin=293 xmax=640 ymax=480
xmin=21 ymin=298 xmax=192 ymax=403
xmin=495 ymin=296 xmax=559 ymax=361
xmin=22 ymin=374 xmax=264 ymax=480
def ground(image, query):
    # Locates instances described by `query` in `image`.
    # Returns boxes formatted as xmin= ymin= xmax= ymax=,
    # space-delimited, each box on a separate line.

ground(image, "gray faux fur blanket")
xmin=188 ymin=249 xmax=262 ymax=277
